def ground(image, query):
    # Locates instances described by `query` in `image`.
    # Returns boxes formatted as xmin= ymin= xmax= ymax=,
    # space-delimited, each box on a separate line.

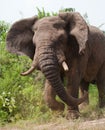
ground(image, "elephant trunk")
xmin=21 ymin=45 xmax=88 ymax=107
xmin=38 ymin=46 xmax=88 ymax=107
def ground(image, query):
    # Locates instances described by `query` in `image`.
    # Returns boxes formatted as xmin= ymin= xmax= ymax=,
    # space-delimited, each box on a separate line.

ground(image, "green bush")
xmin=0 ymin=92 xmax=16 ymax=122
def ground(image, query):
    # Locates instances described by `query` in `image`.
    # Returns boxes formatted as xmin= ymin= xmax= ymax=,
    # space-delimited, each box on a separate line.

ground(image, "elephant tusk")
xmin=62 ymin=61 xmax=69 ymax=71
xmin=21 ymin=52 xmax=39 ymax=76
xmin=20 ymin=66 xmax=35 ymax=76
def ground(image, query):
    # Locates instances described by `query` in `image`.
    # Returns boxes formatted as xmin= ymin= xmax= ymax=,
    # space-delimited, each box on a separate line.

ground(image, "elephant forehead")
xmin=39 ymin=16 xmax=59 ymax=22
xmin=33 ymin=16 xmax=65 ymax=30
xmin=35 ymin=16 xmax=65 ymax=27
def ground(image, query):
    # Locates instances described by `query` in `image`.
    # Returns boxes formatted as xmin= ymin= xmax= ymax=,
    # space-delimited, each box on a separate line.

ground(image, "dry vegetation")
xmin=1 ymin=117 xmax=105 ymax=130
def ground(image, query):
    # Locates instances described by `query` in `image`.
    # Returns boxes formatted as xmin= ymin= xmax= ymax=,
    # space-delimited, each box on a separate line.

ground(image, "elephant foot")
xmin=46 ymin=101 xmax=65 ymax=111
xmin=66 ymin=108 xmax=80 ymax=120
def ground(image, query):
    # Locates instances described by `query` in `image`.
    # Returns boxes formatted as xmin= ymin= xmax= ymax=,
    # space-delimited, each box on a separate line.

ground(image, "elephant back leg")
xmin=79 ymin=80 xmax=89 ymax=109
xmin=97 ymin=62 xmax=105 ymax=108
xmin=44 ymin=79 xmax=65 ymax=111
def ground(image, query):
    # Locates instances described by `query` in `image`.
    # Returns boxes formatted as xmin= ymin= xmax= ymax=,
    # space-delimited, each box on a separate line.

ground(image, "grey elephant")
xmin=6 ymin=12 xmax=105 ymax=119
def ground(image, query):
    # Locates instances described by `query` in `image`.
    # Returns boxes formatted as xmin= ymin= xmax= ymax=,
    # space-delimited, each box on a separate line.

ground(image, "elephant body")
xmin=84 ymin=26 xmax=105 ymax=82
xmin=6 ymin=12 xmax=105 ymax=119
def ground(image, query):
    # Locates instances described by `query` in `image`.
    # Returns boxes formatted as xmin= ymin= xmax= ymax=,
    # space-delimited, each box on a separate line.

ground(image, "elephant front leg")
xmin=65 ymin=54 xmax=88 ymax=119
xmin=66 ymin=84 xmax=80 ymax=119
xmin=44 ymin=79 xmax=65 ymax=111
xmin=66 ymin=73 xmax=81 ymax=119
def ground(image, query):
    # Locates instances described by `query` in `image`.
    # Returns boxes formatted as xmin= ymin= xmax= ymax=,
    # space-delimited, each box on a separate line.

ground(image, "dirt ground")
xmin=34 ymin=118 xmax=105 ymax=130
xmin=1 ymin=118 xmax=105 ymax=130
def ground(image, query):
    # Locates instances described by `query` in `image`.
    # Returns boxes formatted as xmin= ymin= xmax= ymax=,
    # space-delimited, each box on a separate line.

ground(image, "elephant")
xmin=6 ymin=12 xmax=105 ymax=119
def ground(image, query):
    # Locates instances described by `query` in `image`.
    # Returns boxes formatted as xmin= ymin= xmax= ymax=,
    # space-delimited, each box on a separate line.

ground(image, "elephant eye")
xmin=32 ymin=26 xmax=37 ymax=33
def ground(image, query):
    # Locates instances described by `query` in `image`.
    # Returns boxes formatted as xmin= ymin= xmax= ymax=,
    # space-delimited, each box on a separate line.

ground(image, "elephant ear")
xmin=6 ymin=16 xmax=38 ymax=59
xmin=59 ymin=12 xmax=88 ymax=54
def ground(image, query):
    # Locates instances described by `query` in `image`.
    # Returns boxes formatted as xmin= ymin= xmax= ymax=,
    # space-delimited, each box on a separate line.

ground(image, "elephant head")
xmin=6 ymin=12 xmax=88 ymax=107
